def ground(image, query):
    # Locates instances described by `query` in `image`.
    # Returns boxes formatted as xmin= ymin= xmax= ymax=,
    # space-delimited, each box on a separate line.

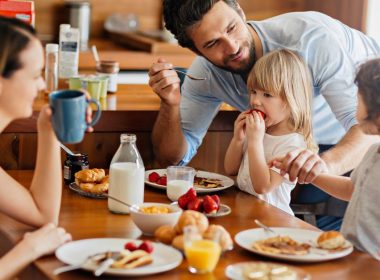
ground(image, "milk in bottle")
xmin=108 ymin=134 xmax=145 ymax=214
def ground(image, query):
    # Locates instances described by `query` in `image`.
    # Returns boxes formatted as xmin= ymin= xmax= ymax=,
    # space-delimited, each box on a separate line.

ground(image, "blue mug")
xmin=49 ymin=90 xmax=101 ymax=144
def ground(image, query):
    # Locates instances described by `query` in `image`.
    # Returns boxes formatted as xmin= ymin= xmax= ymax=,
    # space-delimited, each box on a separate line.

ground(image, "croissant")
xmin=75 ymin=168 xmax=105 ymax=183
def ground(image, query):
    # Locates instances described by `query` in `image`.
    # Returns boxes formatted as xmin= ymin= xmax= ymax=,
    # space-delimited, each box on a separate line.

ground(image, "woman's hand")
xmin=83 ymin=90 xmax=94 ymax=132
xmin=245 ymin=110 xmax=265 ymax=143
xmin=22 ymin=223 xmax=72 ymax=260
xmin=37 ymin=105 xmax=54 ymax=133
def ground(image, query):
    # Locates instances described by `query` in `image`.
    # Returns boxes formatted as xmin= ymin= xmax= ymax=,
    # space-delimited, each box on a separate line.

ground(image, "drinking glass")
xmin=184 ymin=225 xmax=221 ymax=274
xmin=166 ymin=166 xmax=195 ymax=201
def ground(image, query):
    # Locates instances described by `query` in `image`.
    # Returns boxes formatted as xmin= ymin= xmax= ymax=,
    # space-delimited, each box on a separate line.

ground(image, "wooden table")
xmin=1 ymin=170 xmax=379 ymax=279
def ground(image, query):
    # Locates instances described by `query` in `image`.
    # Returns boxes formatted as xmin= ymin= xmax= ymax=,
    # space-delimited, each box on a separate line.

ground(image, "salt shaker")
xmin=108 ymin=134 xmax=145 ymax=214
xmin=45 ymin=44 xmax=58 ymax=94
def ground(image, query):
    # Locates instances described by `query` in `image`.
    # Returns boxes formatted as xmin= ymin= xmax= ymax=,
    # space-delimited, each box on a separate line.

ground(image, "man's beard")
xmin=218 ymin=39 xmax=256 ymax=75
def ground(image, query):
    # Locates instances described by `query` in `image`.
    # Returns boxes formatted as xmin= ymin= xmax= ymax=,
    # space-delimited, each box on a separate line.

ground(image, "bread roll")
xmin=317 ymin=231 xmax=345 ymax=250
xmin=174 ymin=210 xmax=209 ymax=234
xmin=154 ymin=225 xmax=177 ymax=244
xmin=203 ymin=224 xmax=233 ymax=251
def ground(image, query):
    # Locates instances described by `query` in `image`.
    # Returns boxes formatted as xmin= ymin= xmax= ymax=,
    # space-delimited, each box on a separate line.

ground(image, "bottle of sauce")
xmin=45 ymin=43 xmax=58 ymax=94
xmin=108 ymin=134 xmax=145 ymax=214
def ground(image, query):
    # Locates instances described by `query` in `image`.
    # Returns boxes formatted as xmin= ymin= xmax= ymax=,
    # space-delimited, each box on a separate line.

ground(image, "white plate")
xmin=145 ymin=169 xmax=234 ymax=193
xmin=225 ymin=261 xmax=311 ymax=280
xmin=55 ymin=238 xmax=183 ymax=276
xmin=234 ymin=228 xmax=353 ymax=263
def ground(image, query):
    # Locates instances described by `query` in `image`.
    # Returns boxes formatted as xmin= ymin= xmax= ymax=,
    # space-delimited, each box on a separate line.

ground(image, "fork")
xmin=254 ymin=219 xmax=276 ymax=235
xmin=173 ymin=69 xmax=207 ymax=81
xmin=53 ymin=255 xmax=93 ymax=275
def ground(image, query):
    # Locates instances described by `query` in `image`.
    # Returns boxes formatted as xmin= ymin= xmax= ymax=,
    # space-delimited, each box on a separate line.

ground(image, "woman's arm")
xmin=0 ymin=107 xmax=61 ymax=226
xmin=0 ymin=224 xmax=71 ymax=280
xmin=311 ymin=174 xmax=354 ymax=201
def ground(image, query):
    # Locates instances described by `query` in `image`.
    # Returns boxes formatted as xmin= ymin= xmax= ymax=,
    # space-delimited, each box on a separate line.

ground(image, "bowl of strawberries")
xmin=174 ymin=188 xmax=231 ymax=218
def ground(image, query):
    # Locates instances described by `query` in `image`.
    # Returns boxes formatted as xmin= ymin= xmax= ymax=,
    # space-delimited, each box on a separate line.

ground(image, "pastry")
xmin=154 ymin=225 xmax=177 ymax=244
xmin=317 ymin=231 xmax=346 ymax=250
xmin=174 ymin=210 xmax=209 ymax=234
xmin=75 ymin=168 xmax=105 ymax=183
xmin=252 ymin=235 xmax=310 ymax=255
xmin=171 ymin=234 xmax=185 ymax=251
xmin=203 ymin=224 xmax=233 ymax=251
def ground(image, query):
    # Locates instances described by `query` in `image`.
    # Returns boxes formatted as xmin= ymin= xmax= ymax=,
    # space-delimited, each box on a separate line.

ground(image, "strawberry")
xmin=138 ymin=240 xmax=154 ymax=253
xmin=148 ymin=172 xmax=160 ymax=183
xmin=248 ymin=109 xmax=266 ymax=119
xmin=187 ymin=197 xmax=204 ymax=212
xmin=156 ymin=175 xmax=167 ymax=186
xmin=178 ymin=188 xmax=197 ymax=209
xmin=203 ymin=195 xmax=218 ymax=214
xmin=124 ymin=241 xmax=138 ymax=251
xmin=210 ymin=194 xmax=220 ymax=210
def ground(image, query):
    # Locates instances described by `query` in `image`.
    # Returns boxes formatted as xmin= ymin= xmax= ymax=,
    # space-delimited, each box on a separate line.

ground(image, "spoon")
xmin=103 ymin=194 xmax=139 ymax=210
xmin=91 ymin=45 xmax=100 ymax=64
xmin=173 ymin=68 xmax=207 ymax=81
xmin=59 ymin=143 xmax=76 ymax=156
xmin=254 ymin=219 xmax=276 ymax=235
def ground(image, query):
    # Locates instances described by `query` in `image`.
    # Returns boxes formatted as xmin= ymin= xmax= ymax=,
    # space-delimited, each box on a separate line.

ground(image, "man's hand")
xmin=269 ymin=148 xmax=329 ymax=183
xmin=148 ymin=58 xmax=181 ymax=106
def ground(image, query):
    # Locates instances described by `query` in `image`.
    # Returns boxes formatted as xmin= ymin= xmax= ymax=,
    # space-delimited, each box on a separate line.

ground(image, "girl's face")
xmin=249 ymin=88 xmax=291 ymax=134
xmin=0 ymin=38 xmax=45 ymax=120
xmin=356 ymin=91 xmax=380 ymax=135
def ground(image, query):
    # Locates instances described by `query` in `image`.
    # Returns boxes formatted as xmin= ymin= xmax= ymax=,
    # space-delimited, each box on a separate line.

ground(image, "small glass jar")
xmin=96 ymin=60 xmax=120 ymax=93
xmin=63 ymin=153 xmax=89 ymax=184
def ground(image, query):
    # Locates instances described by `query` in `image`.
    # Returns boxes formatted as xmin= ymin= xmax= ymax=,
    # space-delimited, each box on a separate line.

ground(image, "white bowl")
xmin=130 ymin=202 xmax=182 ymax=236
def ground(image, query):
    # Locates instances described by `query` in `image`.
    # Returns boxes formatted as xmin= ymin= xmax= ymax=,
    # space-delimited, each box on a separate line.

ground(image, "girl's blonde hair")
xmin=247 ymin=49 xmax=318 ymax=152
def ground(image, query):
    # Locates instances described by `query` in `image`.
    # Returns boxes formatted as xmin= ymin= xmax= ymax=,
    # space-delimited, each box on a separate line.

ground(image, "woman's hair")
xmin=163 ymin=0 xmax=240 ymax=52
xmin=247 ymin=49 xmax=317 ymax=152
xmin=355 ymin=58 xmax=380 ymax=122
xmin=0 ymin=16 xmax=36 ymax=78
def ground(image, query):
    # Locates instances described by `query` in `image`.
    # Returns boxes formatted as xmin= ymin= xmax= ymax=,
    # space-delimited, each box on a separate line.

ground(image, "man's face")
xmin=188 ymin=1 xmax=255 ymax=75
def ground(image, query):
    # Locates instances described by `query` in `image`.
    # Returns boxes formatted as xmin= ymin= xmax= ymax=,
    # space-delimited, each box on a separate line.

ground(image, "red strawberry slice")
xmin=156 ymin=176 xmax=167 ymax=186
xmin=148 ymin=172 xmax=160 ymax=183
xmin=178 ymin=188 xmax=197 ymax=209
xmin=138 ymin=240 xmax=154 ymax=253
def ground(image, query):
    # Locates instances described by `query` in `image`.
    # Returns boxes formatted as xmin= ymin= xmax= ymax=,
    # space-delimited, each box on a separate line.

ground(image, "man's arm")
xmin=151 ymin=102 xmax=187 ymax=166
xmin=321 ymin=124 xmax=379 ymax=175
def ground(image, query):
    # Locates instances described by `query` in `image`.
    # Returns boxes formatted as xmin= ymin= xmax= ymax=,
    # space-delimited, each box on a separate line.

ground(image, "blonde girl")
xmin=224 ymin=49 xmax=317 ymax=215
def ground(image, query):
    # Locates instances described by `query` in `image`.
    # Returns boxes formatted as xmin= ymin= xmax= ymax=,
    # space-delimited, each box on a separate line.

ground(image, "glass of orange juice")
xmin=184 ymin=225 xmax=222 ymax=274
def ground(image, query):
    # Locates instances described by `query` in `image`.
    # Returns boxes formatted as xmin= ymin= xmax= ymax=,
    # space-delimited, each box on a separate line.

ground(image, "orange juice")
xmin=185 ymin=239 xmax=221 ymax=273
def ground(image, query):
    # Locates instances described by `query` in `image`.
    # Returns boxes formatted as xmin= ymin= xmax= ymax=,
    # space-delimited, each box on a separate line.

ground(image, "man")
xmin=148 ymin=1 xmax=380 ymax=229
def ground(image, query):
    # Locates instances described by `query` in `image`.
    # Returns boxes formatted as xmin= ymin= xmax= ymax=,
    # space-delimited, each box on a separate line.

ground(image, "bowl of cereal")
xmin=130 ymin=202 xmax=182 ymax=236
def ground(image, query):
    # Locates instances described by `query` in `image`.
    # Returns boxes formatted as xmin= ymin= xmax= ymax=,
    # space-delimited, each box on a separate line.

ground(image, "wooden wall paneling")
xmin=304 ymin=0 xmax=367 ymax=31
xmin=239 ymin=0 xmax=306 ymax=20
xmin=0 ymin=134 xmax=19 ymax=170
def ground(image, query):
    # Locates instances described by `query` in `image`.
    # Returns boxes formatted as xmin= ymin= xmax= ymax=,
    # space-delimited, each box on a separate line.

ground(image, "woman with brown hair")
xmin=0 ymin=17 xmax=71 ymax=278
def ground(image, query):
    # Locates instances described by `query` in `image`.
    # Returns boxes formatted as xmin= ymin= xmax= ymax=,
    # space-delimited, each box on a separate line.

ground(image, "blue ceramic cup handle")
xmin=86 ymin=98 xmax=101 ymax=128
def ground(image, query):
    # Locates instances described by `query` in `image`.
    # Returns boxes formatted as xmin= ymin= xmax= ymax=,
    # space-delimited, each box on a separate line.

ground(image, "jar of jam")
xmin=63 ymin=153 xmax=89 ymax=184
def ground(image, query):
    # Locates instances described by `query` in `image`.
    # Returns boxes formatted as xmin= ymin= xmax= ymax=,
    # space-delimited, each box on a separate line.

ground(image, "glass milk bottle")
xmin=108 ymin=134 xmax=145 ymax=214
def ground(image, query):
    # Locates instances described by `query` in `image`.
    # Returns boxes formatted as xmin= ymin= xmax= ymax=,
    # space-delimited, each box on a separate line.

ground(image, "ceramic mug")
xmin=49 ymin=90 xmax=101 ymax=143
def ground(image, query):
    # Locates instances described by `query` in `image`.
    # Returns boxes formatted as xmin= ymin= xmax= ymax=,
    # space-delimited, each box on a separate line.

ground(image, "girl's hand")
xmin=22 ymin=223 xmax=72 ymax=259
xmin=233 ymin=111 xmax=249 ymax=142
xmin=245 ymin=111 xmax=265 ymax=142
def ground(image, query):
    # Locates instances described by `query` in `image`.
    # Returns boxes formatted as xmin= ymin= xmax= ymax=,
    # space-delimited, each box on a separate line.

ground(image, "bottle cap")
xmin=60 ymin=24 xmax=71 ymax=32
xmin=46 ymin=43 xmax=59 ymax=53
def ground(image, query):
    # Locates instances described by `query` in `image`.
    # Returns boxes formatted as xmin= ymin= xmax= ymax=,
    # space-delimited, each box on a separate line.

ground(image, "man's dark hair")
xmin=163 ymin=0 xmax=240 ymax=52
xmin=0 ymin=16 xmax=36 ymax=78
xmin=355 ymin=58 xmax=380 ymax=121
